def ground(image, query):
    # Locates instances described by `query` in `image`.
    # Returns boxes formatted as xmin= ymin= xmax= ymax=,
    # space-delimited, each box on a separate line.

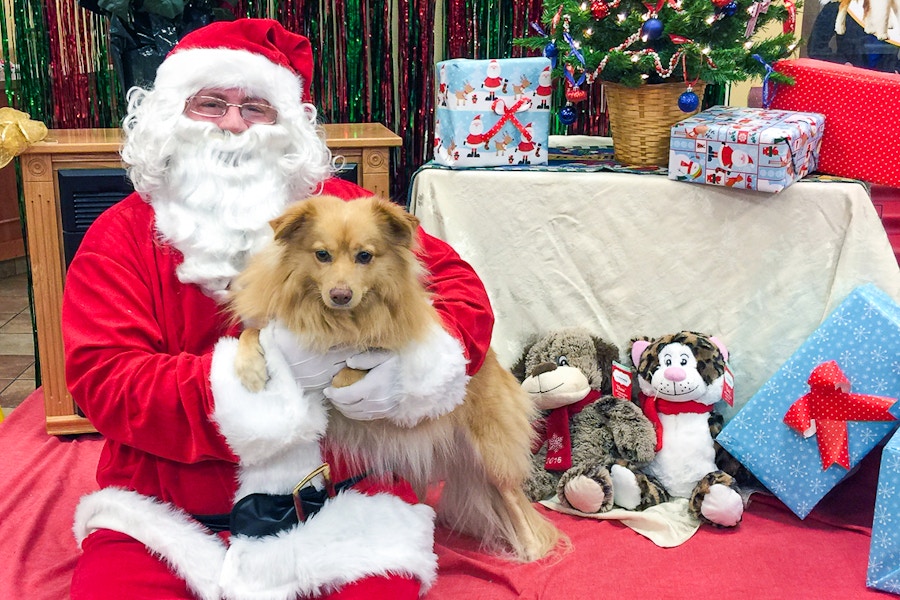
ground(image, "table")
xmin=20 ymin=124 xmax=401 ymax=435
xmin=408 ymin=142 xmax=900 ymax=419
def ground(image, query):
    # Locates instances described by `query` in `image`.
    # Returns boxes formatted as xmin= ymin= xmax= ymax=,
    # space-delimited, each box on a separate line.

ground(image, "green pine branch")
xmin=515 ymin=0 xmax=802 ymax=88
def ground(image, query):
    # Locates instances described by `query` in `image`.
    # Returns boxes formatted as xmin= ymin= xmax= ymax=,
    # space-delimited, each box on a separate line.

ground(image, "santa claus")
xmin=711 ymin=143 xmax=755 ymax=171
xmin=534 ymin=66 xmax=553 ymax=110
xmin=517 ymin=122 xmax=540 ymax=164
xmin=64 ymin=18 xmax=494 ymax=600
xmin=465 ymin=114 xmax=485 ymax=157
xmin=481 ymin=59 xmax=504 ymax=102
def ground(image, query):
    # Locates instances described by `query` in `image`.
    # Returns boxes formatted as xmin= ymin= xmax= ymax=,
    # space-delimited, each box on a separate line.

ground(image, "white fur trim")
xmin=154 ymin=48 xmax=304 ymax=115
xmin=220 ymin=490 xmax=438 ymax=599
xmin=73 ymin=488 xmax=226 ymax=600
xmin=386 ymin=322 xmax=470 ymax=427
xmin=210 ymin=337 xmax=328 ymax=465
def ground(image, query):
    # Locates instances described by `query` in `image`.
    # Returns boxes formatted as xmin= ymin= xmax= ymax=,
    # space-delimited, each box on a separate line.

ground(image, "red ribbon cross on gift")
xmin=482 ymin=96 xmax=533 ymax=144
xmin=783 ymin=361 xmax=897 ymax=470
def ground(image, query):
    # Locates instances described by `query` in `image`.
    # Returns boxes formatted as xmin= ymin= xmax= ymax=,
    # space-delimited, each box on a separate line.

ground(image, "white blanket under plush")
xmin=540 ymin=497 xmax=700 ymax=547
xmin=409 ymin=137 xmax=900 ymax=420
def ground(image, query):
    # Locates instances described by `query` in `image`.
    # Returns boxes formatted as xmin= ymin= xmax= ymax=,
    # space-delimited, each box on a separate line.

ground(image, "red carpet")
xmin=0 ymin=389 xmax=889 ymax=599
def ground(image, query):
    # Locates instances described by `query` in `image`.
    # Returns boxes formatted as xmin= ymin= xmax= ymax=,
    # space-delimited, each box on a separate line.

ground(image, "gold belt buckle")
xmin=292 ymin=463 xmax=333 ymax=522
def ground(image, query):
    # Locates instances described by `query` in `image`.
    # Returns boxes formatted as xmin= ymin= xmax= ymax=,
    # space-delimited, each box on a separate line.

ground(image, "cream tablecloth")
xmin=408 ymin=139 xmax=900 ymax=419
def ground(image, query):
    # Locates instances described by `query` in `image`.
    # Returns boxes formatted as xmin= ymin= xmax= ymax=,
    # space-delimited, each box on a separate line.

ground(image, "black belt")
xmin=193 ymin=464 xmax=366 ymax=538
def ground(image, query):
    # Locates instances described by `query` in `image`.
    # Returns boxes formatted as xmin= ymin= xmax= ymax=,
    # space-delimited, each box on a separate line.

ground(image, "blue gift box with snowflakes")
xmin=868 ymin=430 xmax=900 ymax=594
xmin=433 ymin=57 xmax=552 ymax=168
xmin=717 ymin=284 xmax=900 ymax=519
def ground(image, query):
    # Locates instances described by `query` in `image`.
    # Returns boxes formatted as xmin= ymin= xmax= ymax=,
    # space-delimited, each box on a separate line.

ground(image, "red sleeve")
xmin=416 ymin=229 xmax=494 ymax=374
xmin=62 ymin=195 xmax=237 ymax=464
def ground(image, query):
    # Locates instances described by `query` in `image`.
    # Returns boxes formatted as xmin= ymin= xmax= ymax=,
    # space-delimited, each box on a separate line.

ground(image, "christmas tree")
xmin=516 ymin=0 xmax=802 ymax=97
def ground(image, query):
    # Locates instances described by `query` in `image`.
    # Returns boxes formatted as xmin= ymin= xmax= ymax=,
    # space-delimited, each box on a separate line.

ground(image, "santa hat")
xmin=153 ymin=18 xmax=313 ymax=113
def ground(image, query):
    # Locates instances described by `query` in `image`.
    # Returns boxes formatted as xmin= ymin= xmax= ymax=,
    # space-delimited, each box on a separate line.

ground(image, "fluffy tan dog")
xmin=229 ymin=194 xmax=562 ymax=562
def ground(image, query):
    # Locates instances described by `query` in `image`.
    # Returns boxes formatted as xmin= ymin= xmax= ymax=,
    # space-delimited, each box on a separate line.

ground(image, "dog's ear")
xmin=372 ymin=197 xmax=420 ymax=249
xmin=271 ymin=203 xmax=316 ymax=242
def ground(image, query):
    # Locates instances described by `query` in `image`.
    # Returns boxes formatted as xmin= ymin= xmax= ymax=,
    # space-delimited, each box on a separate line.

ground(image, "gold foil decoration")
xmin=0 ymin=107 xmax=48 ymax=169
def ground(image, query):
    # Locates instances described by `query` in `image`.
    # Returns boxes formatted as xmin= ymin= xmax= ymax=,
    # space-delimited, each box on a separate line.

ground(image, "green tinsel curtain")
xmin=0 ymin=0 xmax=601 ymax=200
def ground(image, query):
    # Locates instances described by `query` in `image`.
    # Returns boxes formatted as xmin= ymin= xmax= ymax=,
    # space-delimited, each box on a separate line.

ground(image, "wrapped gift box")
xmin=717 ymin=284 xmax=900 ymax=519
xmin=433 ymin=57 xmax=552 ymax=168
xmin=868 ymin=430 xmax=900 ymax=594
xmin=668 ymin=105 xmax=825 ymax=192
xmin=770 ymin=58 xmax=900 ymax=187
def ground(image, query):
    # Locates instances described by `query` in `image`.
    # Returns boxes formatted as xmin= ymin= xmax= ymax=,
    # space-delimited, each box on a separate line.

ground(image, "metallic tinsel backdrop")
xmin=0 ymin=0 xmax=608 ymax=200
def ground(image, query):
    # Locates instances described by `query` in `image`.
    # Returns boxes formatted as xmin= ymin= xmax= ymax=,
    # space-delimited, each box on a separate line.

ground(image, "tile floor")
xmin=0 ymin=260 xmax=36 ymax=419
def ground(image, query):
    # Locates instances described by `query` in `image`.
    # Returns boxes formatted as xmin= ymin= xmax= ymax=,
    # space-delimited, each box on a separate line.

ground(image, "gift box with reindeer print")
xmin=434 ymin=57 xmax=552 ymax=168
xmin=668 ymin=105 xmax=824 ymax=192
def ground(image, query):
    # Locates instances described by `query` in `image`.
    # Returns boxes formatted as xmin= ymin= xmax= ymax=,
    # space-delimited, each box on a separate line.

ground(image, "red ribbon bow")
xmin=483 ymin=96 xmax=533 ymax=143
xmin=783 ymin=361 xmax=896 ymax=470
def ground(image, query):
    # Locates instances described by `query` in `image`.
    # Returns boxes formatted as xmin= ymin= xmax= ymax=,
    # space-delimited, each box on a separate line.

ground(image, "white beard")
xmin=149 ymin=120 xmax=299 ymax=302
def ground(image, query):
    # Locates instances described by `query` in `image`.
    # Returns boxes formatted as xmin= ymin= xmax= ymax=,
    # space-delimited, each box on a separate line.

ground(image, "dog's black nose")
xmin=330 ymin=287 xmax=353 ymax=306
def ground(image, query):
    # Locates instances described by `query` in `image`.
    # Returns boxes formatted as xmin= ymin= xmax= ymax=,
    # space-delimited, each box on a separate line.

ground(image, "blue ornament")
xmin=641 ymin=17 xmax=664 ymax=41
xmin=558 ymin=105 xmax=578 ymax=126
xmin=544 ymin=42 xmax=558 ymax=60
xmin=678 ymin=90 xmax=700 ymax=113
xmin=722 ymin=1 xmax=738 ymax=15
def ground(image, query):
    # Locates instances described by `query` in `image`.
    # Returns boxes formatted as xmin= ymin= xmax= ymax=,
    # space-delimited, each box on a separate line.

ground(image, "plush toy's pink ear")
xmin=709 ymin=336 xmax=729 ymax=361
xmin=631 ymin=340 xmax=650 ymax=367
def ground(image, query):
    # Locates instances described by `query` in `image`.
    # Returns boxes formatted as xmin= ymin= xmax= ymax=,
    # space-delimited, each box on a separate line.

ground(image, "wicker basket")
xmin=604 ymin=80 xmax=706 ymax=167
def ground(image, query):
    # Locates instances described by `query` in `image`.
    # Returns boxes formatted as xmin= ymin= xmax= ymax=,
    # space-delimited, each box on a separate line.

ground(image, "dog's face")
xmin=271 ymin=194 xmax=421 ymax=311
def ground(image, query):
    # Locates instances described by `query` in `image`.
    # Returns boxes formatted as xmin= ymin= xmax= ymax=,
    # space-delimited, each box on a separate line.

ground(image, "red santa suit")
xmin=64 ymin=18 xmax=494 ymax=600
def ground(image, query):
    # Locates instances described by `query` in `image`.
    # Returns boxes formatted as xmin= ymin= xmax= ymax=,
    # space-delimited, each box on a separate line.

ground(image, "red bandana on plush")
xmin=783 ymin=361 xmax=897 ymax=470
xmin=640 ymin=393 xmax=714 ymax=452
xmin=536 ymin=389 xmax=602 ymax=471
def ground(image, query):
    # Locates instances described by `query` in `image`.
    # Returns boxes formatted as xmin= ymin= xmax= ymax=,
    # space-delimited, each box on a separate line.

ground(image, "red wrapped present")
xmin=769 ymin=58 xmax=900 ymax=187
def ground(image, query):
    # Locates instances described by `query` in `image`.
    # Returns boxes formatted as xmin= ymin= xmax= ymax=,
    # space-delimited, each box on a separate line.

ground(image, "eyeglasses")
xmin=184 ymin=95 xmax=278 ymax=125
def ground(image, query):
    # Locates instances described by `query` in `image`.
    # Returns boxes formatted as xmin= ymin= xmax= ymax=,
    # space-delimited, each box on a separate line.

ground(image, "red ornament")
xmin=711 ymin=0 xmax=730 ymax=7
xmin=566 ymin=86 xmax=588 ymax=103
xmin=591 ymin=0 xmax=610 ymax=19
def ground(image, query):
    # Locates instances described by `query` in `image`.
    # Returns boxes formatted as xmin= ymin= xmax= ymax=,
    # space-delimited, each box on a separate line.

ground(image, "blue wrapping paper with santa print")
xmin=433 ymin=57 xmax=552 ymax=168
xmin=668 ymin=105 xmax=824 ymax=192
xmin=868 ymin=429 xmax=900 ymax=594
xmin=717 ymin=284 xmax=900 ymax=519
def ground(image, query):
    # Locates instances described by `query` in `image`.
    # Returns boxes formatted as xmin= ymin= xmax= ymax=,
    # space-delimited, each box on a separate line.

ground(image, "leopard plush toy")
xmin=616 ymin=331 xmax=744 ymax=527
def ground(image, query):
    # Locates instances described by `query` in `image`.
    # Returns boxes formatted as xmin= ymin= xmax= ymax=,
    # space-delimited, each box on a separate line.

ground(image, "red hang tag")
xmin=721 ymin=364 xmax=734 ymax=406
xmin=611 ymin=361 xmax=633 ymax=400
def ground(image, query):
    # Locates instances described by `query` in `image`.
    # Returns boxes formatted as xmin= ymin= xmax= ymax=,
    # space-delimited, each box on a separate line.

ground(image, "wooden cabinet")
xmin=19 ymin=124 xmax=401 ymax=435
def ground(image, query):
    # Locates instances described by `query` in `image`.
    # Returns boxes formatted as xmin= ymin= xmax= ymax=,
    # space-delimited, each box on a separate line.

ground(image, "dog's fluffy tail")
xmin=437 ymin=430 xmax=567 ymax=562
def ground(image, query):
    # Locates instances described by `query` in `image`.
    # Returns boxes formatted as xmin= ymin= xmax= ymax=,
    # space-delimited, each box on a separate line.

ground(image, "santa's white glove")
xmin=324 ymin=350 xmax=402 ymax=420
xmin=262 ymin=322 xmax=354 ymax=393
xmin=323 ymin=323 xmax=471 ymax=427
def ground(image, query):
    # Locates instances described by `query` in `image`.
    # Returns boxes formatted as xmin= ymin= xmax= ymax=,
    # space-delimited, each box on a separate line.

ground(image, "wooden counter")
xmin=19 ymin=123 xmax=401 ymax=435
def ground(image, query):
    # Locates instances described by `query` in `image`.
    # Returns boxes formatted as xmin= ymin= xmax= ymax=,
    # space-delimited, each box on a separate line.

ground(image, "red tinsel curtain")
xmin=1 ymin=1 xmax=604 ymax=200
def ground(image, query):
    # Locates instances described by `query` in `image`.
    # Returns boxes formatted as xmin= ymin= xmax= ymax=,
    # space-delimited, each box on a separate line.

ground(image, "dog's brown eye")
xmin=355 ymin=251 xmax=373 ymax=264
xmin=315 ymin=250 xmax=331 ymax=263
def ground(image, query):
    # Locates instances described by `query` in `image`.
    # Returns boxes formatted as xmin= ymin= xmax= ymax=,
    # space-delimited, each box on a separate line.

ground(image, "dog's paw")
xmin=235 ymin=353 xmax=269 ymax=393
xmin=331 ymin=367 xmax=368 ymax=388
